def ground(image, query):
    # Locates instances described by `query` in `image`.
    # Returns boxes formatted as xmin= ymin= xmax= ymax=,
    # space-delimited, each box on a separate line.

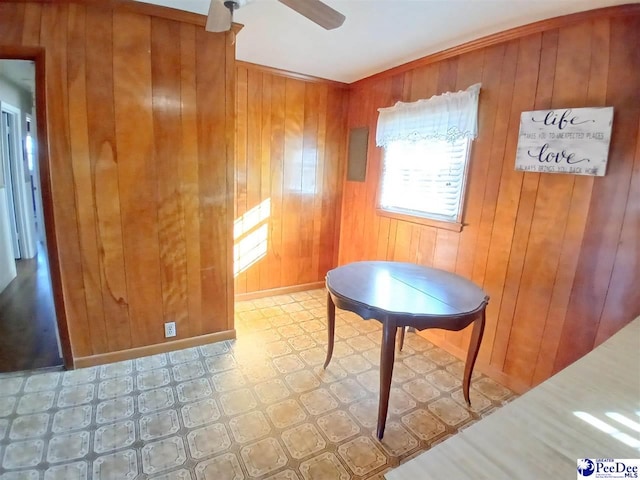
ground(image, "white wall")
xmin=0 ymin=74 xmax=36 ymax=274
xmin=2 ymin=102 xmax=37 ymax=260
xmin=0 ymin=76 xmax=37 ymax=292
xmin=0 ymin=187 xmax=17 ymax=292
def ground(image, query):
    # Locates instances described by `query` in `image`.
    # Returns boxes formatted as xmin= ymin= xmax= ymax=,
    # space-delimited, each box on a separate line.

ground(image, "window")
xmin=376 ymin=83 xmax=481 ymax=230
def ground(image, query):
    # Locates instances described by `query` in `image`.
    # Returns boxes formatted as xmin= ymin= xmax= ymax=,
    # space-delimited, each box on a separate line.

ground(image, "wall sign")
xmin=515 ymin=107 xmax=614 ymax=176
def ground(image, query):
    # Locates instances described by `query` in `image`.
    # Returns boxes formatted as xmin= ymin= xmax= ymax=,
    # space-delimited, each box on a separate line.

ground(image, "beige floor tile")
xmin=96 ymin=396 xmax=135 ymax=423
xmin=92 ymin=449 xmax=138 ymax=480
xmin=181 ymin=398 xmax=221 ymax=428
xmin=44 ymin=461 xmax=88 ymax=480
xmin=9 ymin=413 xmax=49 ymax=440
xmin=267 ymin=399 xmax=307 ymax=429
xmin=139 ymin=409 xmax=181 ymax=441
xmin=3 ymin=439 xmax=44 ymax=469
xmin=57 ymin=384 xmax=95 ymax=408
xmin=93 ymin=420 xmax=136 ymax=454
xmin=299 ymin=452 xmax=350 ymax=480
xmin=136 ymin=368 xmax=171 ymax=391
xmin=0 ymin=377 xmax=24 ymax=396
xmin=338 ymin=436 xmax=387 ymax=476
xmin=401 ymin=409 xmax=446 ymax=441
xmin=141 ymin=436 xmax=187 ymax=475
xmin=317 ymin=410 xmax=360 ymax=443
xmin=194 ymin=452 xmax=243 ymax=480
xmin=240 ymin=437 xmax=288 ymax=477
xmin=24 ymin=372 xmax=60 ymax=392
xmin=138 ymin=387 xmax=175 ymax=414
xmin=229 ymin=410 xmax=271 ymax=443
xmin=46 ymin=431 xmax=90 ymax=463
xmin=186 ymin=423 xmax=231 ymax=459
xmin=281 ymin=423 xmax=326 ymax=459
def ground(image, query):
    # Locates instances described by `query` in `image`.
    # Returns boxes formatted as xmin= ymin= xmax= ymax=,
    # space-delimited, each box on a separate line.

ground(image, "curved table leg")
xmin=377 ymin=321 xmax=397 ymax=439
xmin=463 ymin=309 xmax=486 ymax=406
xmin=323 ymin=291 xmax=336 ymax=369
xmin=398 ymin=326 xmax=405 ymax=352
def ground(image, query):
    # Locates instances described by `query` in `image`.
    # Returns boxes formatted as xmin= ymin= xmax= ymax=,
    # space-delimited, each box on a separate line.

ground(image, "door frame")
xmin=0 ymin=46 xmax=73 ymax=369
xmin=1 ymin=108 xmax=21 ymax=258
xmin=1 ymin=102 xmax=34 ymax=259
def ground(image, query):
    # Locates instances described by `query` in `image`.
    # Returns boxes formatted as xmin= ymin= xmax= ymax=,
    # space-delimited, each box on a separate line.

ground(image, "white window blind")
xmin=379 ymin=138 xmax=470 ymax=222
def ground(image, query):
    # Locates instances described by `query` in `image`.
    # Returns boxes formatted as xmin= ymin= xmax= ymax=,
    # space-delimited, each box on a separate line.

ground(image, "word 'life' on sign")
xmin=514 ymin=107 xmax=614 ymax=176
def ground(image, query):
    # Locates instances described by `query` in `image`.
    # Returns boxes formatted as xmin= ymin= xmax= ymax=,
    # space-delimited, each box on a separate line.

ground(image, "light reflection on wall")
xmin=574 ymin=411 xmax=640 ymax=450
xmin=234 ymin=198 xmax=270 ymax=276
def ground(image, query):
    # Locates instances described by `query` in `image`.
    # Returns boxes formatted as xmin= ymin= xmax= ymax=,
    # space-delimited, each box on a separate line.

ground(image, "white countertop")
xmin=386 ymin=317 xmax=640 ymax=480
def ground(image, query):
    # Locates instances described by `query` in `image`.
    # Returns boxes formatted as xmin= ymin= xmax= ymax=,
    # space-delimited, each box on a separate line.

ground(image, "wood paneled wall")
xmin=339 ymin=9 xmax=640 ymax=392
xmin=0 ymin=2 xmax=235 ymax=363
xmin=234 ymin=63 xmax=347 ymax=294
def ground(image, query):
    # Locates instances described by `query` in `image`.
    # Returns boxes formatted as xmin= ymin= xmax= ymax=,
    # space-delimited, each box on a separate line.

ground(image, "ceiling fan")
xmin=206 ymin=0 xmax=346 ymax=33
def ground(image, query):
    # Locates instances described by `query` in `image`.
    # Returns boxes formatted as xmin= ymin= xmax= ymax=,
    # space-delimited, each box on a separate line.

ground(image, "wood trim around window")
xmin=376 ymin=208 xmax=464 ymax=232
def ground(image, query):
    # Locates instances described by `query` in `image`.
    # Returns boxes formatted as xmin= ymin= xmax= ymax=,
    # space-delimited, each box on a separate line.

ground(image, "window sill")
xmin=376 ymin=208 xmax=463 ymax=232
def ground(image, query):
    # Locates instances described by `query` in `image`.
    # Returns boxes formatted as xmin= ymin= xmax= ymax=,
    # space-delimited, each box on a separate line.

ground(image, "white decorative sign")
xmin=515 ymin=107 xmax=614 ymax=176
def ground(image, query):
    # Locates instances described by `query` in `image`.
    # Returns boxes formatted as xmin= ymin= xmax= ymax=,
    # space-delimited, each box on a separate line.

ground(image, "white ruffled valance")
xmin=376 ymin=83 xmax=481 ymax=147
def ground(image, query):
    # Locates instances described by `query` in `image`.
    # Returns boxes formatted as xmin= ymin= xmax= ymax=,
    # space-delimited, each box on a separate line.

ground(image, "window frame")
xmin=375 ymin=137 xmax=474 ymax=232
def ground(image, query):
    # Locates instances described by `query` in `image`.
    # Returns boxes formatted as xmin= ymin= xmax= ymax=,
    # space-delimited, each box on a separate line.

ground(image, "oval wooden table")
xmin=324 ymin=261 xmax=489 ymax=439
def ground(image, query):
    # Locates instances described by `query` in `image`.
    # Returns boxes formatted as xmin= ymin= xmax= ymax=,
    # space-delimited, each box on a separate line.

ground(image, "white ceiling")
xmin=137 ymin=0 xmax=638 ymax=83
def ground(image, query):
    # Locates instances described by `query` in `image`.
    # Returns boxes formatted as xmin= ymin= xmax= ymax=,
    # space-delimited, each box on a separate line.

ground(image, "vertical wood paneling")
xmin=281 ymin=79 xmax=305 ymax=288
xmin=473 ymin=41 xmax=519 ymax=366
xmin=151 ymin=17 xmax=189 ymax=339
xmin=0 ymin=2 xmax=234 ymax=361
xmin=113 ymin=12 xmax=161 ymax=349
xmin=555 ymin=15 xmax=640 ymax=372
xmin=0 ymin=3 xmax=25 ymax=43
xmin=310 ymin=83 xmax=327 ymax=279
xmin=530 ymin=23 xmax=601 ymax=384
xmin=267 ymin=75 xmax=286 ymax=290
xmin=234 ymin=66 xmax=347 ymax=293
xmin=85 ymin=6 xmax=131 ymax=353
xmin=40 ymin=4 xmax=93 ymax=356
xmin=245 ymin=68 xmax=262 ymax=291
xmin=67 ymin=3 xmax=106 ymax=355
xmin=299 ymin=83 xmax=319 ymax=284
xmin=196 ymin=26 xmax=230 ymax=330
xmin=234 ymin=65 xmax=248 ymax=293
xmin=339 ymin=12 xmax=640 ymax=392
xmin=21 ymin=3 xmax=41 ymax=44
xmin=322 ymin=87 xmax=347 ymax=276
xmin=178 ymin=23 xmax=203 ymax=336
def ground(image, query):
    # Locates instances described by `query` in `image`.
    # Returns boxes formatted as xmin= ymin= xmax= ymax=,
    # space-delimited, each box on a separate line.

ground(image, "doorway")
xmin=0 ymin=59 xmax=62 ymax=372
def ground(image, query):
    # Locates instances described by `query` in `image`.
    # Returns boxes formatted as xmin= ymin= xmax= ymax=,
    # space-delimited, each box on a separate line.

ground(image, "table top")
xmin=386 ymin=317 xmax=640 ymax=480
xmin=326 ymin=261 xmax=488 ymax=323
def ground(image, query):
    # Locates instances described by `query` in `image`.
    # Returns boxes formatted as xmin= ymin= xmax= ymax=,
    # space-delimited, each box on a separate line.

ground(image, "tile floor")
xmin=0 ymin=289 xmax=516 ymax=480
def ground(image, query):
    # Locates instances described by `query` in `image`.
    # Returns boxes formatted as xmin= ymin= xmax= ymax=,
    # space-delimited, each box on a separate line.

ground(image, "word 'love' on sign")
xmin=514 ymin=107 xmax=613 ymax=176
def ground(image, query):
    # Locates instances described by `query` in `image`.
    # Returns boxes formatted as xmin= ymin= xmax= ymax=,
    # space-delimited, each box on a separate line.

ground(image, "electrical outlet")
xmin=164 ymin=321 xmax=177 ymax=338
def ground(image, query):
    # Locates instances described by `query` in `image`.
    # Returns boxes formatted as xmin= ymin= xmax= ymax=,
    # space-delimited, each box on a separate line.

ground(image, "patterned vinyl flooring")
xmin=0 ymin=289 xmax=516 ymax=480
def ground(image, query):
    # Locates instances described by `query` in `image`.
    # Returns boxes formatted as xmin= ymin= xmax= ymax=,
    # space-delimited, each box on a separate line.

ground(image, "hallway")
xmin=0 ymin=248 xmax=61 ymax=372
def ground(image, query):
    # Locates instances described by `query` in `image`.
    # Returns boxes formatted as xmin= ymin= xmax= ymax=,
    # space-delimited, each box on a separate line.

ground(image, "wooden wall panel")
xmin=555 ymin=15 xmax=640 ymax=371
xmin=234 ymin=65 xmax=347 ymax=294
xmin=84 ymin=5 xmax=131 ymax=354
xmin=67 ymin=3 xmax=106 ymax=356
xmin=340 ymin=11 xmax=640 ymax=392
xmin=151 ymin=17 xmax=189 ymax=340
xmin=0 ymin=1 xmax=234 ymax=362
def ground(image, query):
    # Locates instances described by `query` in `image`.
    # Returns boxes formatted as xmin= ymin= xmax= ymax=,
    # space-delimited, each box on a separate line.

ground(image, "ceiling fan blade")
xmin=278 ymin=0 xmax=345 ymax=30
xmin=206 ymin=0 xmax=232 ymax=33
